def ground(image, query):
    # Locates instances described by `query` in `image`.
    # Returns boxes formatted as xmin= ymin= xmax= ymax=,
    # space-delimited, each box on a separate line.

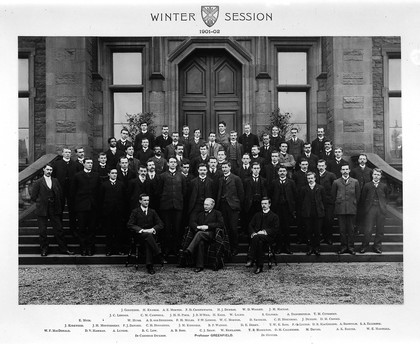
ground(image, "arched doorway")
xmin=179 ymin=49 xmax=242 ymax=136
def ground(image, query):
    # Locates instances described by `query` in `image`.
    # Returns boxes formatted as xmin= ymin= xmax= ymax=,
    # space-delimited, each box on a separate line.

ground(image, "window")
xmin=277 ymin=52 xmax=309 ymax=140
xmin=111 ymin=52 xmax=143 ymax=136
xmin=384 ymin=53 xmax=401 ymax=162
xmin=18 ymin=57 xmax=30 ymax=165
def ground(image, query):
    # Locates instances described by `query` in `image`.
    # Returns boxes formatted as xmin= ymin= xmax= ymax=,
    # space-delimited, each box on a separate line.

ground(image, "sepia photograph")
xmin=2 ymin=0 xmax=419 ymax=343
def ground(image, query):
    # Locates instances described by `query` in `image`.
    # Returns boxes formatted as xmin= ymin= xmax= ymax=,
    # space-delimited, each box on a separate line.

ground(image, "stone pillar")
xmin=45 ymin=37 xmax=93 ymax=156
xmin=149 ymin=37 xmax=165 ymax=132
xmin=329 ymin=37 xmax=373 ymax=156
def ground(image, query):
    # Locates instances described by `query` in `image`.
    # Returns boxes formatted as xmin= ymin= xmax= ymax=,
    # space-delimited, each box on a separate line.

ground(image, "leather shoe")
xmin=106 ymin=251 xmax=112 ymax=256
xmin=254 ymin=266 xmax=263 ymax=274
xmin=314 ymin=250 xmax=321 ymax=256
xmin=359 ymin=247 xmax=367 ymax=254
xmin=147 ymin=265 xmax=156 ymax=275
xmin=325 ymin=240 xmax=333 ymax=246
xmin=41 ymin=249 xmax=48 ymax=257
xmin=81 ymin=250 xmax=87 ymax=256
xmin=66 ymin=250 xmax=75 ymax=256
xmin=306 ymin=249 xmax=313 ymax=255
xmin=212 ymin=264 xmax=218 ymax=271
xmin=87 ymin=250 xmax=93 ymax=256
xmin=338 ymin=248 xmax=347 ymax=254
xmin=373 ymin=247 xmax=382 ymax=254
xmin=231 ymin=249 xmax=238 ymax=256
xmin=245 ymin=260 xmax=254 ymax=268
xmin=348 ymin=249 xmax=356 ymax=255
xmin=194 ymin=267 xmax=203 ymax=273
xmin=157 ymin=253 xmax=165 ymax=266
xmin=184 ymin=250 xmax=192 ymax=266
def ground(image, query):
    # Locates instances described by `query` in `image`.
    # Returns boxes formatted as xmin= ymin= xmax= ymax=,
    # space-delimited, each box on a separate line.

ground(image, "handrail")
xmin=19 ymin=153 xmax=59 ymax=221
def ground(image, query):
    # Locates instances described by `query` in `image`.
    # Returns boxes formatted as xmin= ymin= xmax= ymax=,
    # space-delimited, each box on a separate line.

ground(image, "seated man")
xmin=248 ymin=197 xmax=279 ymax=274
xmin=127 ymin=193 xmax=164 ymax=275
xmin=181 ymin=198 xmax=225 ymax=272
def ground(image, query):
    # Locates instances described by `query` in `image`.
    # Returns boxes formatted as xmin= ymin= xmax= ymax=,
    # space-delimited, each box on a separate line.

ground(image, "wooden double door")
xmin=179 ymin=49 xmax=242 ymax=136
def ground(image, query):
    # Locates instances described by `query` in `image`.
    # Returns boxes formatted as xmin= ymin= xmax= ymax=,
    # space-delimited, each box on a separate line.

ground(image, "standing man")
xmin=328 ymin=147 xmax=349 ymax=179
xmin=316 ymin=159 xmax=336 ymax=245
xmin=259 ymin=133 xmax=274 ymax=163
xmin=31 ymin=164 xmax=74 ymax=256
xmin=269 ymin=165 xmax=296 ymax=254
xmin=52 ymin=147 xmax=78 ymax=235
xmin=92 ymin=152 xmax=110 ymax=183
xmin=105 ymin=136 xmax=124 ymax=169
xmin=216 ymin=161 xmax=244 ymax=256
xmin=263 ymin=150 xmax=281 ymax=185
xmin=250 ymin=145 xmax=266 ymax=167
xmin=238 ymin=123 xmax=259 ymax=154
xmin=207 ymin=156 xmax=223 ymax=195
xmin=286 ymin=127 xmax=304 ymax=161
xmin=332 ymin=164 xmax=361 ymax=255
xmin=164 ymin=132 xmax=182 ymax=160
xmin=134 ymin=121 xmax=155 ymax=153
xmin=226 ymin=130 xmax=243 ymax=174
xmin=206 ymin=131 xmax=223 ymax=158
xmin=182 ymin=198 xmax=225 ymax=272
xmin=237 ymin=152 xmax=252 ymax=184
xmin=159 ymin=157 xmax=186 ymax=258
xmin=134 ymin=138 xmax=154 ymax=166
xmin=187 ymin=164 xmax=214 ymax=218
xmin=128 ymin=194 xmax=164 ymax=275
xmin=72 ymin=157 xmax=101 ymax=256
xmin=350 ymin=153 xmax=373 ymax=231
xmin=293 ymin=158 xmax=310 ymax=244
xmin=311 ymin=127 xmax=329 ymax=157
xmin=150 ymin=146 xmax=167 ymax=175
xmin=320 ymin=140 xmax=334 ymax=165
xmin=128 ymin=165 xmax=151 ymax=211
xmin=248 ymin=197 xmax=279 ymax=274
xmin=297 ymin=142 xmax=318 ymax=172
xmin=278 ymin=141 xmax=296 ymax=178
xmin=179 ymin=125 xmax=192 ymax=157
xmin=116 ymin=127 xmax=132 ymax=152
xmin=74 ymin=146 xmax=85 ymax=172
xmin=270 ymin=126 xmax=282 ymax=151
xmin=216 ymin=121 xmax=229 ymax=150
xmin=359 ymin=168 xmax=389 ymax=254
xmin=146 ymin=159 xmax=161 ymax=212
xmin=154 ymin=124 xmax=172 ymax=151
xmin=125 ymin=145 xmax=141 ymax=175
xmin=191 ymin=144 xmax=210 ymax=177
xmin=188 ymin=128 xmax=205 ymax=160
xmin=299 ymin=172 xmax=326 ymax=256
xmin=100 ymin=168 xmax=126 ymax=256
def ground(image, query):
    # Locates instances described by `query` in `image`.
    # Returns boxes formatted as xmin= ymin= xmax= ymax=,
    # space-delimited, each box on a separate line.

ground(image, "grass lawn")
xmin=19 ymin=262 xmax=403 ymax=305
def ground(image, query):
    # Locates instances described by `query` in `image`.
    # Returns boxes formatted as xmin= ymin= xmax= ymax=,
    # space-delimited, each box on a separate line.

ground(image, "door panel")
xmin=179 ymin=49 xmax=242 ymax=136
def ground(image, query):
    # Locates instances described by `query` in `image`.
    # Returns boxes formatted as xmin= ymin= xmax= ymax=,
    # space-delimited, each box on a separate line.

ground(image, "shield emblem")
xmin=201 ymin=6 xmax=219 ymax=27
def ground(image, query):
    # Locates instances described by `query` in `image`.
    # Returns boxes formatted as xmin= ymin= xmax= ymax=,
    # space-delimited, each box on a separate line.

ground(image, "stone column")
xmin=45 ymin=37 xmax=93 ymax=156
xmin=329 ymin=37 xmax=373 ymax=155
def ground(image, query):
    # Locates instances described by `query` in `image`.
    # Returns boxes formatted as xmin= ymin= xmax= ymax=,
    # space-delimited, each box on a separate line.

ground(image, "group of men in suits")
xmin=31 ymin=122 xmax=389 ymax=274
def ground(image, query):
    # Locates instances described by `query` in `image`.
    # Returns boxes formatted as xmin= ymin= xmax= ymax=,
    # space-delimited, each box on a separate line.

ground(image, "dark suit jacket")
xmin=207 ymin=168 xmax=223 ymax=196
xmin=226 ymin=142 xmax=243 ymax=163
xmin=159 ymin=171 xmax=186 ymax=210
xmin=248 ymin=210 xmax=279 ymax=240
xmin=331 ymin=177 xmax=360 ymax=215
xmin=316 ymin=171 xmax=337 ymax=204
xmin=293 ymin=170 xmax=308 ymax=189
xmin=360 ymin=181 xmax=389 ymax=214
xmin=100 ymin=179 xmax=126 ymax=214
xmin=287 ymin=138 xmax=305 ymax=159
xmin=191 ymin=155 xmax=210 ymax=176
xmin=188 ymin=177 xmax=214 ymax=214
xmin=237 ymin=165 xmax=252 ymax=183
xmin=270 ymin=136 xmax=283 ymax=151
xmin=298 ymin=184 xmax=326 ymax=218
xmin=128 ymin=177 xmax=152 ymax=210
xmin=311 ymin=137 xmax=329 ymax=157
xmin=134 ymin=149 xmax=154 ymax=166
xmin=259 ymin=145 xmax=275 ymax=162
xmin=31 ymin=176 xmax=63 ymax=216
xmin=134 ymin=131 xmax=155 ymax=152
xmin=250 ymin=156 xmax=266 ymax=167
xmin=52 ymin=158 xmax=78 ymax=188
xmin=319 ymin=150 xmax=334 ymax=164
xmin=164 ymin=143 xmax=186 ymax=160
xmin=127 ymin=207 xmax=164 ymax=233
xmin=154 ymin=135 xmax=173 ymax=150
xmin=74 ymin=159 xmax=85 ymax=173
xmin=296 ymin=153 xmax=319 ymax=172
xmin=263 ymin=163 xmax=280 ymax=185
xmin=188 ymin=138 xmax=205 ymax=160
xmin=216 ymin=173 xmax=244 ymax=211
xmin=92 ymin=162 xmax=111 ymax=183
xmin=350 ymin=166 xmax=373 ymax=190
xmin=71 ymin=170 xmax=101 ymax=212
xmin=189 ymin=209 xmax=224 ymax=232
xmin=243 ymin=176 xmax=268 ymax=211
xmin=327 ymin=158 xmax=349 ymax=179
xmin=116 ymin=139 xmax=132 ymax=153
xmin=238 ymin=133 xmax=259 ymax=154
xmin=269 ymin=178 xmax=297 ymax=214
xmin=105 ymin=148 xmax=125 ymax=169
xmin=117 ymin=168 xmax=137 ymax=188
